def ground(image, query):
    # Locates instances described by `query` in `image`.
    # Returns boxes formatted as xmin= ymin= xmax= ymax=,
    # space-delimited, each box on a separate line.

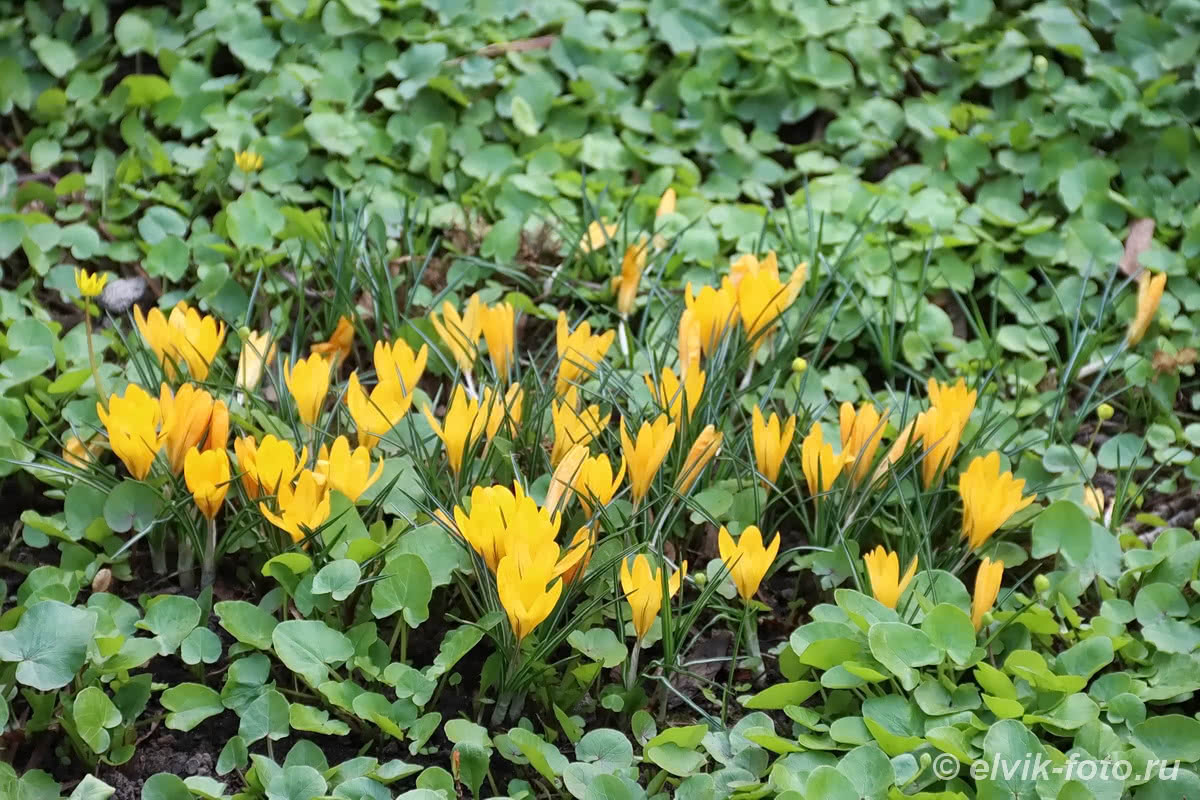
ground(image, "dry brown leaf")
xmin=1119 ymin=218 xmax=1155 ymax=276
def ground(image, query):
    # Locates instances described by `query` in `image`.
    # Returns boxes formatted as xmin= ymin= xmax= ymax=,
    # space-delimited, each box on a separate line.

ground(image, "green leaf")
xmin=225 ymin=190 xmax=284 ymax=251
xmin=867 ymin=622 xmax=940 ymax=690
xmin=271 ymin=620 xmax=353 ymax=686
xmin=370 ymin=553 xmax=432 ymax=627
xmin=743 ymin=681 xmax=821 ymax=710
xmin=0 ymin=600 xmax=96 ymax=690
xmin=312 ymin=559 xmax=361 ymax=602
xmin=72 ymin=688 xmax=121 ymax=754
xmin=103 ymin=480 xmax=162 ymax=534
xmin=920 ymin=604 xmax=977 ymax=666
xmin=118 ymin=75 xmax=172 ymax=107
xmin=567 ymin=628 xmax=628 ymax=668
xmin=288 ymin=702 xmax=350 ymax=736
xmin=138 ymin=595 xmax=201 ymax=656
xmin=239 ymin=689 xmax=290 ymax=744
xmin=214 ymin=600 xmax=277 ymax=650
xmin=265 ymin=765 xmax=326 ymax=800
xmin=141 ymin=774 xmax=189 ymax=800
xmin=30 ymin=36 xmax=77 ymax=78
xmin=575 ymin=728 xmax=634 ymax=770
xmin=1134 ymin=715 xmax=1200 ymax=763
xmin=508 ymin=728 xmax=568 ymax=782
xmin=68 ymin=775 xmax=115 ymax=800
xmin=161 ymin=683 xmax=224 ymax=732
xmin=181 ymin=628 xmax=222 ymax=665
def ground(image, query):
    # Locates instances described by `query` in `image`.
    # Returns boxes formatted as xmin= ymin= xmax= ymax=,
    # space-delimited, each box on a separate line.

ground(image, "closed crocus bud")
xmin=959 ymin=452 xmax=1035 ymax=550
xmin=497 ymin=542 xmax=563 ymax=642
xmin=184 ymin=447 xmax=230 ymax=520
xmin=236 ymin=330 xmax=275 ymax=391
xmin=620 ymin=415 xmax=676 ymax=506
xmin=971 ymin=558 xmax=1004 ymax=631
xmin=97 ymin=384 xmax=164 ymax=480
xmin=422 ymin=385 xmax=488 ymax=476
xmin=283 ymin=354 xmax=331 ymax=425
xmin=675 ymin=425 xmax=722 ymax=494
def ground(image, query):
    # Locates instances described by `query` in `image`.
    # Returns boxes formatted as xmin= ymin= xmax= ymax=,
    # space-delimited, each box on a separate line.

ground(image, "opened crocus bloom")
xmin=645 ymin=363 xmax=705 ymax=424
xmin=620 ymin=415 xmax=676 ymax=505
xmin=839 ymin=402 xmax=887 ymax=485
xmin=259 ymin=469 xmax=330 ymax=543
xmin=959 ymin=451 xmax=1035 ymax=550
xmin=736 ymin=259 xmax=806 ymax=350
xmin=556 ymin=526 xmax=595 ymax=584
xmin=430 ymin=295 xmax=482 ymax=374
xmin=452 ymin=482 xmax=560 ymax=572
xmin=620 ymin=555 xmax=685 ymax=642
xmin=800 ymin=422 xmax=844 ymax=496
xmin=675 ymin=425 xmax=722 ymax=494
xmin=678 ymin=309 xmax=702 ymax=372
xmin=97 ymin=384 xmax=164 ymax=480
xmin=310 ymin=315 xmax=355 ymax=366
xmin=862 ymin=546 xmax=917 ymax=609
xmin=316 ymin=436 xmax=382 ymax=503
xmin=752 ymin=406 xmax=796 ymax=486
xmin=718 ymin=525 xmax=780 ymax=601
xmin=134 ymin=302 xmax=227 ymax=380
xmin=555 ymin=312 xmax=615 ymax=395
xmin=550 ymin=387 xmax=610 ymax=466
xmin=184 ymin=447 xmax=230 ymax=520
xmin=972 ymin=557 xmax=1004 ymax=630
xmin=373 ymin=337 xmax=427 ymax=395
xmin=423 ymin=385 xmax=488 ymax=475
xmin=283 ymin=354 xmax=331 ymax=426
xmin=1127 ymin=270 xmax=1166 ymax=345
xmin=346 ymin=371 xmax=415 ymax=449
xmin=579 ymin=220 xmax=618 ymax=253
xmin=159 ymin=383 xmax=228 ymax=474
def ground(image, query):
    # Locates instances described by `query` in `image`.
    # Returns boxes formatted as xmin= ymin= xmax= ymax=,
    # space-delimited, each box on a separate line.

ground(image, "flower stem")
xmin=625 ymin=640 xmax=642 ymax=691
xmin=84 ymin=306 xmax=106 ymax=409
xmin=200 ymin=518 xmax=218 ymax=588
xmin=721 ymin=605 xmax=750 ymax=725
xmin=178 ymin=537 xmax=195 ymax=592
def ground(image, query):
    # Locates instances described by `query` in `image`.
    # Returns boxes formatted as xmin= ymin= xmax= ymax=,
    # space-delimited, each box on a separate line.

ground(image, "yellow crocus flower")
xmin=422 ymin=385 xmax=487 ymax=475
xmin=550 ymin=387 xmax=610 ymax=466
xmin=481 ymin=383 xmax=523 ymax=442
xmin=683 ymin=281 xmax=738 ymax=358
xmin=74 ymin=268 xmax=108 ymax=298
xmin=497 ymin=541 xmax=563 ymax=642
xmin=862 ymin=546 xmax=918 ymax=609
xmin=479 ymin=301 xmax=516 ymax=380
xmin=959 ymin=451 xmax=1036 ymax=550
xmin=645 ymin=363 xmax=705 ymax=424
xmin=573 ymin=453 xmax=625 ymax=516
xmin=452 ymin=482 xmax=560 ymax=572
xmin=751 ymin=406 xmax=796 ymax=486
xmin=236 ymin=330 xmax=275 ymax=391
xmin=579 ymin=220 xmax=618 ymax=252
xmin=729 ymin=251 xmax=779 ymax=288
xmin=736 ymin=263 xmax=804 ymax=349
xmin=620 ymin=415 xmax=676 ymax=506
xmin=259 ymin=469 xmax=330 ymax=543
xmin=345 ymin=371 xmax=415 ymax=449
xmin=1127 ymin=270 xmax=1166 ymax=345
xmin=159 ymin=383 xmax=228 ymax=474
xmin=927 ymin=377 xmax=977 ymax=436
xmin=184 ymin=447 xmax=230 ymax=520
xmin=316 ymin=436 xmax=382 ymax=503
xmin=718 ymin=525 xmax=780 ymax=601
xmin=620 ymin=555 xmax=685 ymax=642
xmin=556 ymin=525 xmax=595 ymax=584
xmin=1082 ymin=486 xmax=1105 ymax=517
xmin=236 ymin=434 xmax=306 ymax=499
xmin=800 ymin=422 xmax=844 ymax=496
xmin=133 ymin=302 xmax=227 ymax=381
xmin=311 ymin=316 xmax=355 ymax=366
xmin=555 ymin=312 xmax=615 ymax=395
xmin=656 ymin=188 xmax=676 ymax=217
xmin=373 ymin=337 xmax=427 ymax=394
xmin=430 ymin=295 xmax=482 ymax=374
xmin=96 ymin=384 xmax=164 ymax=480
xmin=612 ymin=240 xmax=648 ymax=316
xmin=62 ymin=435 xmax=102 ymax=468
xmin=839 ymin=402 xmax=887 ymax=485
xmin=545 ymin=444 xmax=588 ymax=515
xmin=284 ymin=353 xmax=332 ymax=425
xmin=675 ymin=425 xmax=722 ymax=494
xmin=972 ymin=557 xmax=1004 ymax=631
xmin=678 ymin=309 xmax=702 ymax=372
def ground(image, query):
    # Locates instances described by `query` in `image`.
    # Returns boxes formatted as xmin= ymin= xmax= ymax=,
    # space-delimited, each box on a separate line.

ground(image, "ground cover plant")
xmin=2 ymin=0 xmax=1200 ymax=799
